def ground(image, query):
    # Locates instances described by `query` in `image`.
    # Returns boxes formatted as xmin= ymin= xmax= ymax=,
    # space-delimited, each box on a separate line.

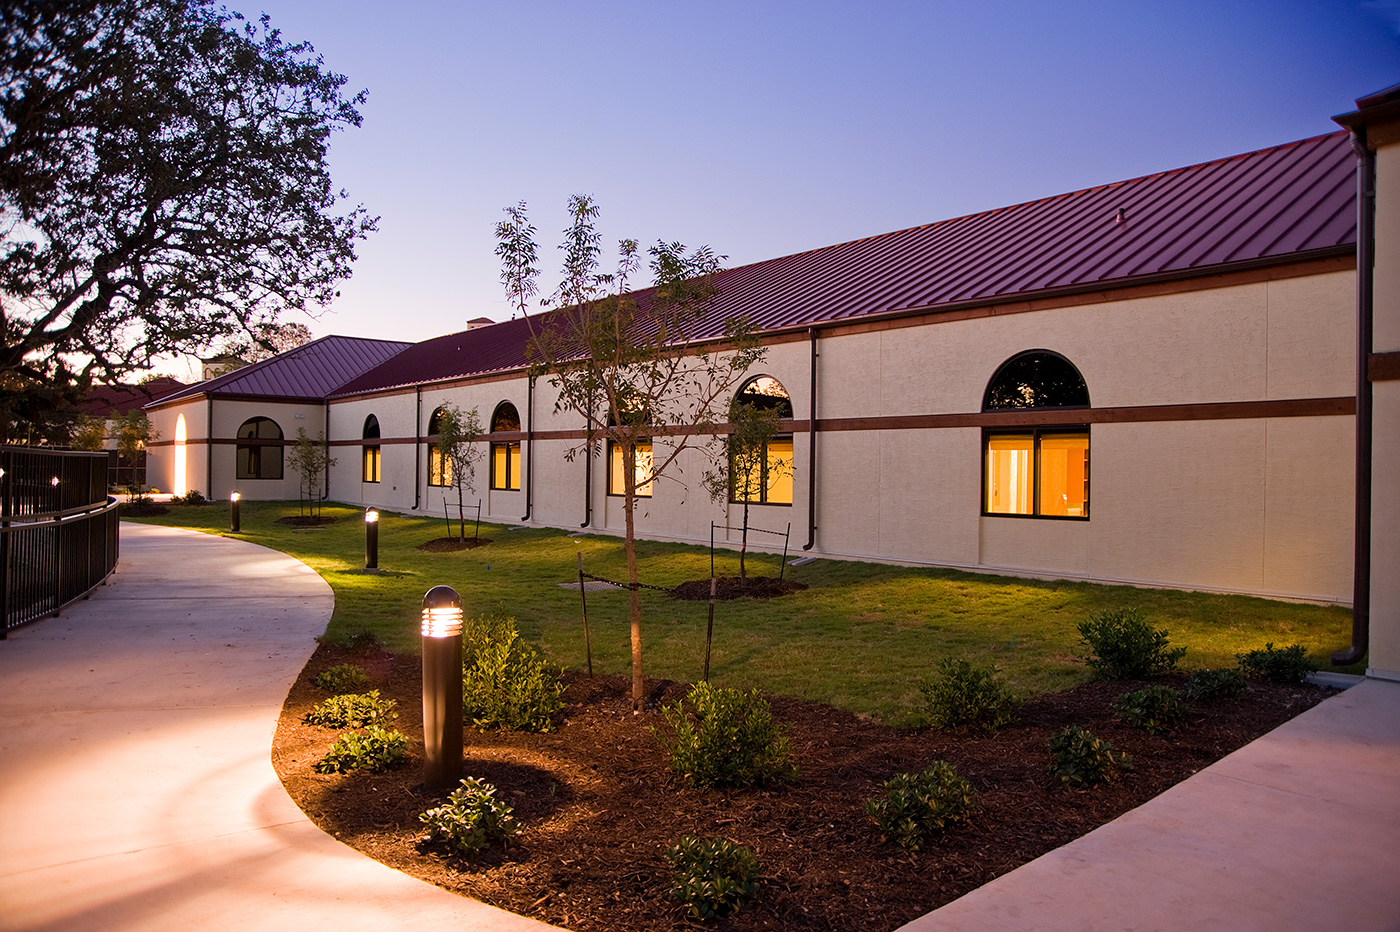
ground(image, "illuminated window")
xmin=982 ymin=351 xmax=1089 ymax=519
xmin=608 ymin=439 xmax=653 ymax=497
xmin=427 ymin=407 xmax=450 ymax=487
xmin=728 ymin=376 xmax=794 ymax=505
xmin=489 ymin=402 xmax=521 ymax=491
xmin=362 ymin=414 xmax=381 ymax=483
xmin=235 ymin=417 xmax=283 ymax=479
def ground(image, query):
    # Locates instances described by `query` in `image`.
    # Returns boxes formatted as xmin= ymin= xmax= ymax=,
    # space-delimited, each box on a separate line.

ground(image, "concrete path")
xmin=3 ymin=523 xmax=1399 ymax=932
xmin=0 ymin=523 xmax=556 ymax=932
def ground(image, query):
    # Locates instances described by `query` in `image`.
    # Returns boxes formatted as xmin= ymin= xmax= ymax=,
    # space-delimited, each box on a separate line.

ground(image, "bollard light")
xmin=420 ymin=585 xmax=463 ymax=789
xmin=229 ymin=490 xmax=241 ymax=533
xmin=365 ymin=508 xmax=380 ymax=571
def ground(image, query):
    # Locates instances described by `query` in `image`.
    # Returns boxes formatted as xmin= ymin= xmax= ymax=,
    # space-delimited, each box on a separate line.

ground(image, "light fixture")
xmin=420 ymin=585 xmax=464 ymax=789
xmin=364 ymin=508 xmax=380 ymax=571
xmin=229 ymin=490 xmax=241 ymax=533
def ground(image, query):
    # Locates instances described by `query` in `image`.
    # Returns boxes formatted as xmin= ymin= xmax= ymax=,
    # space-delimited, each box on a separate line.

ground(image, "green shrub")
xmin=667 ymin=836 xmax=761 ymax=921
xmin=1236 ymin=642 xmax=1316 ymax=684
xmin=314 ymin=725 xmax=409 ymax=773
xmin=419 ymin=777 xmax=520 ymax=855
xmin=1183 ymin=667 xmax=1247 ymax=702
xmin=655 ymin=683 xmax=794 ymax=789
xmin=1077 ymin=607 xmax=1186 ymax=679
xmin=865 ymin=760 xmax=977 ymax=852
xmin=461 ymin=615 xmax=565 ymax=732
xmin=1049 ymin=726 xmax=1131 ymax=788
xmin=919 ymin=658 xmax=1020 ymax=732
xmin=176 ymin=489 xmax=207 ymax=505
xmin=313 ymin=662 xmax=373 ymax=694
xmin=1114 ymin=684 xmax=1185 ymax=734
xmin=303 ymin=690 xmax=398 ymax=728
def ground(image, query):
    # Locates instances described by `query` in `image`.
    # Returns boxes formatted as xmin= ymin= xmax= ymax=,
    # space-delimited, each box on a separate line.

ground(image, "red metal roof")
xmin=151 ymin=335 xmax=413 ymax=406
xmin=334 ymin=131 xmax=1356 ymax=398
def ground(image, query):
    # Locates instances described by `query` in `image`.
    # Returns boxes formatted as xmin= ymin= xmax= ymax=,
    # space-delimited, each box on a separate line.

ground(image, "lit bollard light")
xmin=229 ymin=490 xmax=241 ymax=533
xmin=421 ymin=585 xmax=463 ymax=790
xmin=365 ymin=508 xmax=380 ymax=571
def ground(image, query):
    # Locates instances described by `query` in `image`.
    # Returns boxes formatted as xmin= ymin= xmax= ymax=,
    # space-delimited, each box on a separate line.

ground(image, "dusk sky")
xmin=209 ymin=0 xmax=1400 ymax=363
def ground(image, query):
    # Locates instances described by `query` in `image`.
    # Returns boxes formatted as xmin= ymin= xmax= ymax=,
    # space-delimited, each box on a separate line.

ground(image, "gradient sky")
xmin=182 ymin=0 xmax=1400 ymax=369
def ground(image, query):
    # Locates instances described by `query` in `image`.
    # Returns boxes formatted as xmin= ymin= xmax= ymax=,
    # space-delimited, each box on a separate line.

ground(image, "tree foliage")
xmin=496 ymin=195 xmax=765 ymax=709
xmin=216 ymin=321 xmax=316 ymax=367
xmin=0 ymin=0 xmax=375 ymax=420
xmin=702 ymin=397 xmax=785 ymax=579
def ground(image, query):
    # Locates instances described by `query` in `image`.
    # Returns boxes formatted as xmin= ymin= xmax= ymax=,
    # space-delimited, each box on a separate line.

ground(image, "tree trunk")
xmin=623 ymin=439 xmax=644 ymax=712
xmin=740 ymin=497 xmax=750 ymax=580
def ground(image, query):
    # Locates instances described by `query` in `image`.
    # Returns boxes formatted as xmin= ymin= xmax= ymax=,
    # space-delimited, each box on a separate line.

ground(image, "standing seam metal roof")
xmin=330 ymin=131 xmax=1356 ymax=399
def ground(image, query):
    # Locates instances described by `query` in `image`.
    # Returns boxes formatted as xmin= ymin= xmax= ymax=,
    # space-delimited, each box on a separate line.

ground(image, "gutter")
xmin=1335 ymin=127 xmax=1375 ymax=665
xmin=803 ymin=327 xmax=819 ymax=550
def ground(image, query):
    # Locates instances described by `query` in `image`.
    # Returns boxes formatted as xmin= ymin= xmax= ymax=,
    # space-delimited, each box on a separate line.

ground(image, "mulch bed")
xmin=274 ymin=644 xmax=1332 ymax=932
xmin=416 ymin=536 xmax=494 ymax=552
xmin=671 ymin=576 xmax=809 ymax=600
xmin=276 ymin=515 xmax=339 ymax=526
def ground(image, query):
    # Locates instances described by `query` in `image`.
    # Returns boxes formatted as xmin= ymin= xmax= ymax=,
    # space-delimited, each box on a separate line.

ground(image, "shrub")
xmin=1077 ymin=607 xmax=1186 ymax=679
xmin=1049 ymin=726 xmax=1131 ymax=788
xmin=656 ymin=683 xmax=794 ymax=789
xmin=667 ymin=836 xmax=761 ymax=921
xmin=419 ymin=777 xmax=520 ymax=855
xmin=461 ymin=615 xmax=565 ymax=732
xmin=1184 ymin=667 xmax=1247 ymax=702
xmin=1236 ymin=642 xmax=1316 ymax=684
xmin=1114 ymin=684 xmax=1185 ymax=734
xmin=313 ymin=662 xmax=373 ymax=694
xmin=303 ymin=690 xmax=398 ymax=728
xmin=865 ymin=760 xmax=977 ymax=852
xmin=919 ymin=658 xmax=1020 ymax=732
xmin=176 ymin=489 xmax=207 ymax=505
xmin=314 ymin=725 xmax=409 ymax=773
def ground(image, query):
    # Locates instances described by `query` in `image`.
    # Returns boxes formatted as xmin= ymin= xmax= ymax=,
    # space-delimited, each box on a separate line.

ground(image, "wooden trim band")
xmin=1369 ymin=351 xmax=1400 ymax=381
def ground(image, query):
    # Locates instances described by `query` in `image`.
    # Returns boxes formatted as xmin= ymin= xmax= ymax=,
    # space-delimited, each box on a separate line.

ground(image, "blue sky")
xmin=233 ymin=0 xmax=1399 ymax=351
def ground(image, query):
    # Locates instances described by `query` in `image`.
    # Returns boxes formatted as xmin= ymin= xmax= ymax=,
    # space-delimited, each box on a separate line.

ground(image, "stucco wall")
xmin=1369 ymin=139 xmax=1400 ymax=678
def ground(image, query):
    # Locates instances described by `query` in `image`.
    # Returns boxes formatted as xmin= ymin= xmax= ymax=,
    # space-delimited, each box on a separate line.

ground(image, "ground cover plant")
xmin=127 ymin=502 xmax=1358 ymax=723
xmin=920 ymin=658 xmax=1021 ymax=732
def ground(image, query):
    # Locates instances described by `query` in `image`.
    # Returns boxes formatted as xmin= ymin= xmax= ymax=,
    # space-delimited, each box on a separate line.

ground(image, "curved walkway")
xmin=0 ymin=523 xmax=557 ymax=932
xmin=2 ymin=524 xmax=1399 ymax=931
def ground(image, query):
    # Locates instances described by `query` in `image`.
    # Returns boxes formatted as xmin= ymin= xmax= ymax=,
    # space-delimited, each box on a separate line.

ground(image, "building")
xmin=147 ymin=121 xmax=1375 ymax=628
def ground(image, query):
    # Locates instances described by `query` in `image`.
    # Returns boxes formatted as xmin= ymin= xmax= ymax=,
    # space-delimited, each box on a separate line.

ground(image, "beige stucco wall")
xmin=145 ymin=399 xmax=209 ymax=497
xmin=1369 ymin=136 xmax=1400 ymax=678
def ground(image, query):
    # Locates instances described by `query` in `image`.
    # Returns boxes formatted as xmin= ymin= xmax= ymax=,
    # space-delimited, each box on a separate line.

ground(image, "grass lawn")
xmin=125 ymin=501 xmax=1359 ymax=724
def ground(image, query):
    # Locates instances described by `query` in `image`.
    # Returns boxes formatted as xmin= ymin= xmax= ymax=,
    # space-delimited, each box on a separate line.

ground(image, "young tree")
xmin=69 ymin=414 xmax=107 ymax=452
xmin=112 ymin=409 xmax=157 ymax=490
xmin=287 ymin=428 xmax=335 ymax=517
xmin=434 ymin=403 xmax=485 ymax=540
xmin=703 ymin=398 xmax=787 ymax=580
xmin=0 ymin=1 xmax=375 ymax=414
xmin=497 ymin=196 xmax=766 ymax=710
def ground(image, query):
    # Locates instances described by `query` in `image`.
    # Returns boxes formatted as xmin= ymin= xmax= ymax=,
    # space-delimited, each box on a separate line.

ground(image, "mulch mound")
xmin=276 ymin=515 xmax=338 ymax=526
xmin=670 ymin=576 xmax=808 ymax=600
xmin=416 ymin=536 xmax=493 ymax=552
xmin=274 ymin=644 xmax=1332 ymax=932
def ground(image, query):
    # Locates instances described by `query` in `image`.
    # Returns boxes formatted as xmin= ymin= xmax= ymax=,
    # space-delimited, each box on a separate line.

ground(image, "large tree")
xmin=0 ymin=0 xmax=375 ymax=435
xmin=497 ymin=196 xmax=765 ymax=711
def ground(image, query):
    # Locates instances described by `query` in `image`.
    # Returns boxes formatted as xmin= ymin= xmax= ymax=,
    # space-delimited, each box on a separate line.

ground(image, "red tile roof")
xmin=150 ymin=335 xmax=413 ymax=407
xmin=331 ymin=131 xmax=1356 ymax=398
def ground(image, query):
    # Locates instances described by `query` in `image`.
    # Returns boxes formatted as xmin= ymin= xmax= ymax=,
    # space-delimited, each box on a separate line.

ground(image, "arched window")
xmin=362 ymin=414 xmax=381 ymax=483
xmin=426 ymin=406 xmax=449 ymax=487
xmin=728 ymin=376 xmax=794 ymax=505
xmin=489 ymin=402 xmax=521 ymax=491
xmin=235 ymin=416 xmax=283 ymax=480
xmin=982 ymin=351 xmax=1089 ymax=518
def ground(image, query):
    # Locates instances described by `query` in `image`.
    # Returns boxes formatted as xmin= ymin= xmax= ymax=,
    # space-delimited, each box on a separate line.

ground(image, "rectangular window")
xmin=427 ymin=445 xmax=450 ymax=487
xmin=362 ymin=446 xmax=381 ymax=483
xmin=491 ymin=442 xmax=521 ymax=491
xmin=236 ymin=444 xmax=283 ymax=480
xmin=984 ymin=430 xmax=1088 ymax=518
xmin=608 ymin=439 xmax=653 ymax=497
xmin=730 ymin=436 xmax=794 ymax=505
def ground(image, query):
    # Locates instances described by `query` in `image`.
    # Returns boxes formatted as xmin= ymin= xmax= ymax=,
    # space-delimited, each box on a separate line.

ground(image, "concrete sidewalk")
xmin=2 ymin=523 xmax=1398 ymax=931
xmin=0 ymin=523 xmax=556 ymax=932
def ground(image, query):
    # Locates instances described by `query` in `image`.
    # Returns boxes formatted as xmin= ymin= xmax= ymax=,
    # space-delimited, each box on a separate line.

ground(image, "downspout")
xmin=1335 ymin=127 xmax=1375 ymax=665
xmin=521 ymin=375 xmax=535 ymax=521
xmin=321 ymin=404 xmax=331 ymax=502
xmin=205 ymin=396 xmax=214 ymax=498
xmin=802 ymin=327 xmax=819 ymax=550
xmin=581 ymin=415 xmax=593 ymax=528
xmin=413 ymin=385 xmax=422 ymax=511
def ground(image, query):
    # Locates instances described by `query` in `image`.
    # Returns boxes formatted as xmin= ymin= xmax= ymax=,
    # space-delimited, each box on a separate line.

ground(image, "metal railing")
xmin=2 ymin=448 xmax=120 ymax=637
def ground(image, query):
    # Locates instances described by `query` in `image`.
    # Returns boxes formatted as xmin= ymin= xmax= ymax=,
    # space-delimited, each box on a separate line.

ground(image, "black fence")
xmin=1 ymin=447 xmax=120 ymax=637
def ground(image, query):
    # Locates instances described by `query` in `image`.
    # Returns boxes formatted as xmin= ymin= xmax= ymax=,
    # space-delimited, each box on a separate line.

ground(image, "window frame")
xmin=981 ymin=426 xmax=1090 ymax=520
xmin=426 ymin=406 xmax=449 ymax=487
xmin=489 ymin=402 xmax=521 ymax=491
xmin=607 ymin=438 xmax=653 ymax=498
xmin=235 ymin=416 xmax=283 ymax=480
xmin=361 ymin=414 xmax=381 ymax=483
xmin=727 ymin=375 xmax=795 ymax=506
